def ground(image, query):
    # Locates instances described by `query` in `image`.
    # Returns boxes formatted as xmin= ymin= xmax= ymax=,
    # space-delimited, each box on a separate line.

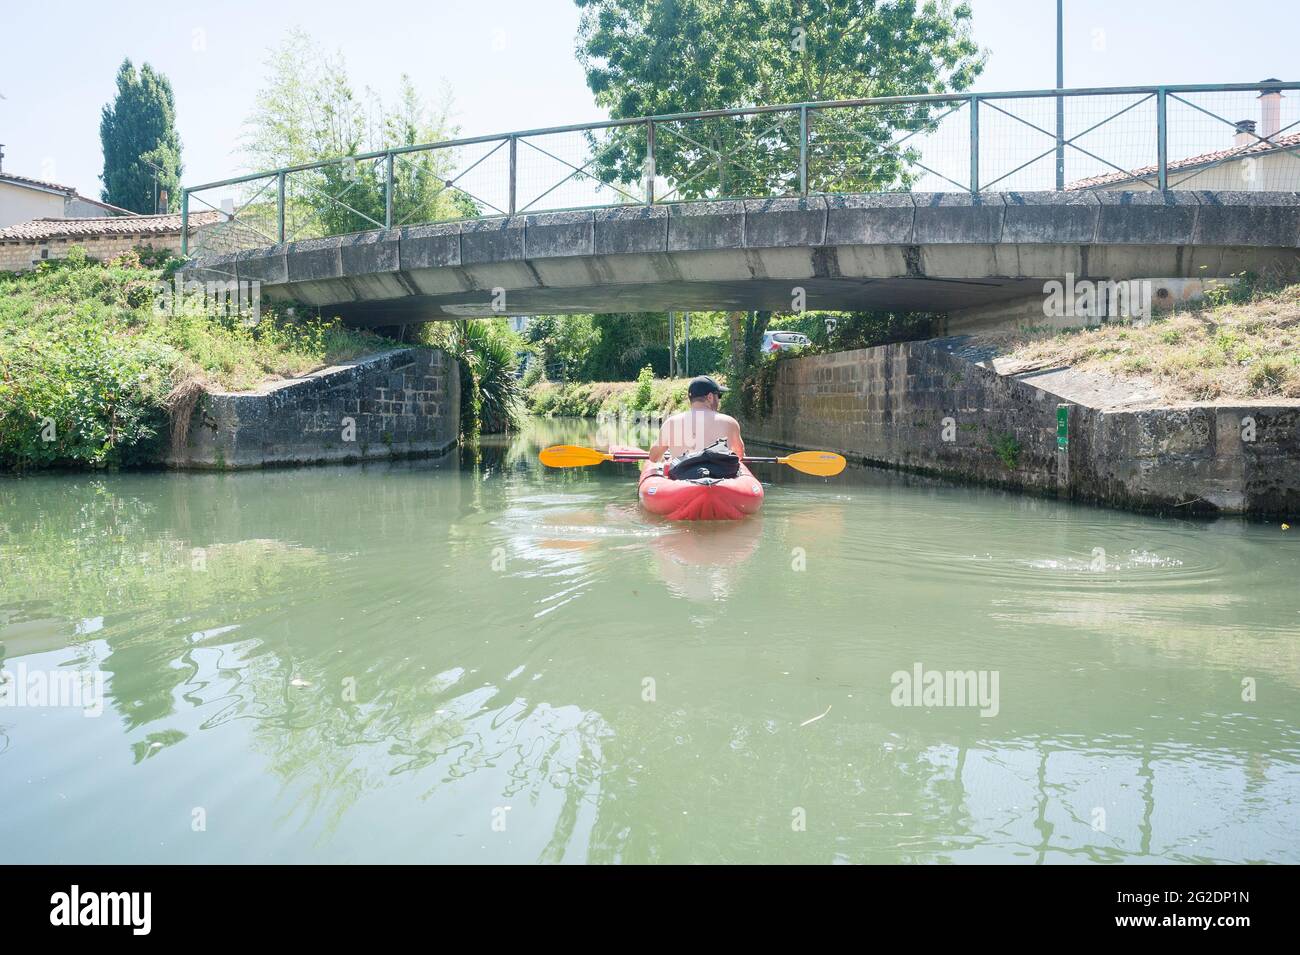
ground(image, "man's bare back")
xmin=647 ymin=377 xmax=745 ymax=463
xmin=648 ymin=408 xmax=745 ymax=462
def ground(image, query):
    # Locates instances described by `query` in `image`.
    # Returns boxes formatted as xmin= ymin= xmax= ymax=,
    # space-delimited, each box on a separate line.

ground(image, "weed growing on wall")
xmin=990 ymin=433 xmax=1022 ymax=470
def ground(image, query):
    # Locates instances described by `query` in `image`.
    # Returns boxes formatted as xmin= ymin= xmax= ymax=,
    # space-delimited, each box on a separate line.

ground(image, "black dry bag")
xmin=668 ymin=439 xmax=741 ymax=481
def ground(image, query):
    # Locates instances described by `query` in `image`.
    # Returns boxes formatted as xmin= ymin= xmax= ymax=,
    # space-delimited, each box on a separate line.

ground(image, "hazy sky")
xmin=2 ymin=0 xmax=1296 ymax=198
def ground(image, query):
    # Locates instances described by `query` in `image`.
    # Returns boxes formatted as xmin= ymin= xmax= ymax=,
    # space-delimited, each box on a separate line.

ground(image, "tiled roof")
xmin=1067 ymin=130 xmax=1300 ymax=190
xmin=71 ymin=195 xmax=140 ymax=216
xmin=0 ymin=171 xmax=77 ymax=194
xmin=0 ymin=210 xmax=224 ymax=242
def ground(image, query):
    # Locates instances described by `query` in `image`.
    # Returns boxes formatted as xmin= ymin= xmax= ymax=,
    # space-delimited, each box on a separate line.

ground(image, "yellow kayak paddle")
xmin=538 ymin=445 xmax=846 ymax=477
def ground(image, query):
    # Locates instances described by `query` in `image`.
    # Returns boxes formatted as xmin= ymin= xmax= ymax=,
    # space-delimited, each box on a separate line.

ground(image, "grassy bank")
xmin=526 ymin=366 xmax=693 ymax=417
xmin=0 ymin=248 xmax=386 ymax=470
xmin=1005 ymin=280 xmax=1300 ymax=401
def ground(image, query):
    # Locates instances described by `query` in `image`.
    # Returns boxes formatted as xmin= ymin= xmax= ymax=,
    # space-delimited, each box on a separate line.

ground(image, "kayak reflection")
xmin=645 ymin=515 xmax=763 ymax=602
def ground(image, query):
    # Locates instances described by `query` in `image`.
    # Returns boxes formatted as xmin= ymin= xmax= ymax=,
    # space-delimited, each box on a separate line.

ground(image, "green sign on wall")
xmin=1056 ymin=405 xmax=1069 ymax=451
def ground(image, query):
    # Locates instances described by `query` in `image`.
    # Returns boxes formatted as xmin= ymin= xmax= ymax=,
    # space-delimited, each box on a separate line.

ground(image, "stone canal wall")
xmin=746 ymin=341 xmax=1063 ymax=490
xmin=1067 ymin=405 xmax=1300 ymax=516
xmin=166 ymin=347 xmax=459 ymax=469
xmin=744 ymin=342 xmax=1300 ymax=517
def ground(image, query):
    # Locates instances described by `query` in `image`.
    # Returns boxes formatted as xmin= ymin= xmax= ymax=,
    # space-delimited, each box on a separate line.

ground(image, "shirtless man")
xmin=648 ymin=376 xmax=746 ymax=464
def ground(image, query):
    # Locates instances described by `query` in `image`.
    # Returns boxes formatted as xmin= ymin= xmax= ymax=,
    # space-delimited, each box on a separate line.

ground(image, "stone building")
xmin=0 ymin=170 xmax=133 ymax=228
xmin=0 ymin=210 xmax=224 ymax=271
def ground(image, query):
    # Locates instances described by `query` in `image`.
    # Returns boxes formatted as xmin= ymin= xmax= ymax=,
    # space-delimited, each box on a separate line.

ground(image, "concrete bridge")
xmin=183 ymin=190 xmax=1300 ymax=327
xmin=181 ymin=83 xmax=1300 ymax=327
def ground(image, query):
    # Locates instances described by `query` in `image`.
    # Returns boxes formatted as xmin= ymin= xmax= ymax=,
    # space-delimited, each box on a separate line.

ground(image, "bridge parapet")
xmin=182 ymin=82 xmax=1300 ymax=260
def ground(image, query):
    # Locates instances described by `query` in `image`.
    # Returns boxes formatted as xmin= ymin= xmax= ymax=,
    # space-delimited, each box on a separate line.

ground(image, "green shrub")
xmin=812 ymin=311 xmax=937 ymax=350
xmin=1 ymin=248 xmax=386 ymax=471
xmin=418 ymin=320 xmax=524 ymax=436
xmin=521 ymin=359 xmax=544 ymax=389
xmin=525 ymin=376 xmax=691 ymax=418
xmin=732 ymin=352 xmax=791 ymax=421
xmin=632 ymin=364 xmax=654 ymax=409
xmin=0 ymin=331 xmax=176 ymax=469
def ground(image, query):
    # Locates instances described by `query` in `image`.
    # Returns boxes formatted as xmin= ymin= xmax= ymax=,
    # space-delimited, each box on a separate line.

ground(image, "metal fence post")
xmin=683 ymin=311 xmax=690 ymax=377
xmin=508 ymin=136 xmax=517 ymax=215
xmin=667 ymin=311 xmax=676 ymax=377
xmin=277 ymin=171 xmax=286 ymax=243
xmin=181 ymin=189 xmax=189 ymax=256
xmin=799 ymin=106 xmax=809 ymax=196
xmin=645 ymin=119 xmax=656 ymax=204
xmin=969 ymin=95 xmax=980 ymax=195
xmin=1156 ymin=88 xmax=1168 ymax=192
xmin=384 ymin=153 xmax=394 ymax=228
xmin=1055 ymin=0 xmax=1065 ymax=190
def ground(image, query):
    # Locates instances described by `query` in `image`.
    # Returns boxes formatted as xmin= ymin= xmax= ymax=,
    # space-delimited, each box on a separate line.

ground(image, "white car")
xmin=761 ymin=331 xmax=812 ymax=353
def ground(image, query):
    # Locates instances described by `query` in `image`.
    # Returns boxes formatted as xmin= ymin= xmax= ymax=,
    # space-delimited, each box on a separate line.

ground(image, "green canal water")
xmin=1 ymin=417 xmax=1297 ymax=864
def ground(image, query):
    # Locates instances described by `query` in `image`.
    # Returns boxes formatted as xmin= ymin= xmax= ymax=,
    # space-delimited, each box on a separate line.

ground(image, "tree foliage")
xmin=584 ymin=313 xmax=674 ymax=379
xmin=525 ymin=315 xmax=598 ymax=381
xmin=525 ymin=313 xmax=675 ymax=381
xmin=239 ymin=30 xmax=475 ymax=238
xmin=575 ymin=0 xmax=985 ymax=197
xmin=100 ymin=60 xmax=183 ymax=213
xmin=418 ymin=319 xmax=525 ymax=435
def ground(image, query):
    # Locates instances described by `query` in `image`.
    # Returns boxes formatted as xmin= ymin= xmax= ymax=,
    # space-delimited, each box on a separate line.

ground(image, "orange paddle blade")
xmin=778 ymin=450 xmax=847 ymax=477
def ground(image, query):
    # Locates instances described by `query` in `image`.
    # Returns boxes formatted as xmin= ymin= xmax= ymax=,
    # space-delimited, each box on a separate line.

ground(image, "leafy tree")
xmin=814 ymin=309 xmax=935 ymax=349
xmin=722 ymin=309 xmax=773 ymax=413
xmin=575 ymin=0 xmax=985 ymax=197
xmin=239 ymin=30 xmax=474 ymax=239
xmin=525 ymin=314 xmax=598 ymax=381
xmin=584 ymin=312 xmax=672 ymax=379
xmin=524 ymin=313 xmax=676 ymax=381
xmin=100 ymin=60 xmax=183 ymax=213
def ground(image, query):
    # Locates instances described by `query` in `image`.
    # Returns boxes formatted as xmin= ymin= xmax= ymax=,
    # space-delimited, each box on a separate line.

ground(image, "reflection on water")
xmin=648 ymin=517 xmax=765 ymax=602
xmin=1 ymin=417 xmax=1298 ymax=863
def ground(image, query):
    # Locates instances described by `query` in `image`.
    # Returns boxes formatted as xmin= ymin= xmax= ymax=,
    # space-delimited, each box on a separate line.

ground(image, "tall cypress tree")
xmin=99 ymin=59 xmax=183 ymax=213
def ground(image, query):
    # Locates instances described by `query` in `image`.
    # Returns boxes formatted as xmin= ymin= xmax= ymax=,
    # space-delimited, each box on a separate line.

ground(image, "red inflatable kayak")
xmin=614 ymin=446 xmax=765 ymax=521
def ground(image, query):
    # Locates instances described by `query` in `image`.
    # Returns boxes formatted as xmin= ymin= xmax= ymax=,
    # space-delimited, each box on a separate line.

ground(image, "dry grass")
xmin=1006 ymin=282 xmax=1300 ymax=402
xmin=164 ymin=372 xmax=207 ymax=456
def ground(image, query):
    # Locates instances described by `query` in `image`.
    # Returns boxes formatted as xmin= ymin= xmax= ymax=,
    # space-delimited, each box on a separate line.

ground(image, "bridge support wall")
xmin=744 ymin=342 xmax=1300 ymax=517
xmin=166 ymin=348 xmax=459 ymax=469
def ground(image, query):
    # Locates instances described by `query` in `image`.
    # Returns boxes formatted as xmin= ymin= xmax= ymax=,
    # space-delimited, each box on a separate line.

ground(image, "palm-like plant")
xmin=448 ymin=321 xmax=523 ymax=435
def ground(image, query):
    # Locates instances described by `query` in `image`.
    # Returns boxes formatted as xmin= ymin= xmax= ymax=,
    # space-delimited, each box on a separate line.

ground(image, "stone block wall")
xmin=746 ymin=341 xmax=1063 ymax=492
xmin=1069 ymin=405 xmax=1300 ymax=516
xmin=188 ymin=220 xmax=279 ymax=258
xmin=166 ymin=348 xmax=460 ymax=469
xmin=745 ymin=342 xmax=1300 ymax=517
xmin=0 ymin=221 xmax=232 ymax=272
xmin=0 ymin=234 xmax=185 ymax=271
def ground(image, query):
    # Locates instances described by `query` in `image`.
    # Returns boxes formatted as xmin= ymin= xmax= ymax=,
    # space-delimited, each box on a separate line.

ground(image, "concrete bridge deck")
xmin=183 ymin=190 xmax=1300 ymax=326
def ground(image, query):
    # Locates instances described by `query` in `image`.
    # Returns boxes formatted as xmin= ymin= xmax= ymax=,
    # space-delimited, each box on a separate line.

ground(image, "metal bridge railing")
xmin=183 ymin=81 xmax=1300 ymax=257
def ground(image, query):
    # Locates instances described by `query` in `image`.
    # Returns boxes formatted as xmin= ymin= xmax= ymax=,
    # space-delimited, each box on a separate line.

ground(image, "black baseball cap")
xmin=687 ymin=375 xmax=728 ymax=399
